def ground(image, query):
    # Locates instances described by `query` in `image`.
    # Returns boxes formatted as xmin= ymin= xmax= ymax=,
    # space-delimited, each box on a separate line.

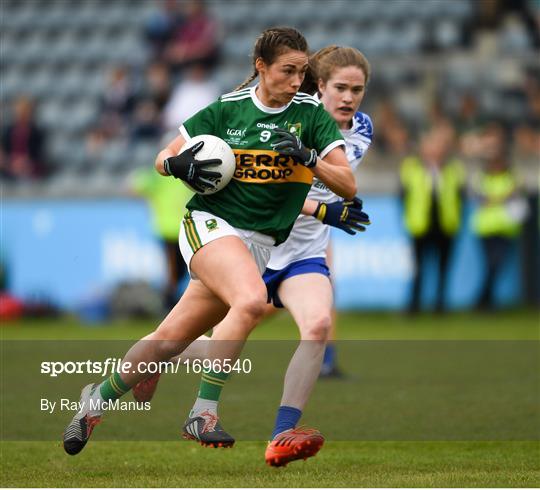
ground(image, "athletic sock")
xmin=322 ymin=343 xmax=336 ymax=372
xmin=189 ymin=398 xmax=218 ymax=418
xmin=190 ymin=369 xmax=229 ymax=417
xmin=98 ymin=372 xmax=130 ymax=403
xmin=81 ymin=373 xmax=129 ymax=417
xmin=272 ymin=405 xmax=302 ymax=439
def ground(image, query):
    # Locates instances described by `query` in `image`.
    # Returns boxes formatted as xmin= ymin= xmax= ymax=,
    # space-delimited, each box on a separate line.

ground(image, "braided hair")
xmin=234 ymin=27 xmax=308 ymax=91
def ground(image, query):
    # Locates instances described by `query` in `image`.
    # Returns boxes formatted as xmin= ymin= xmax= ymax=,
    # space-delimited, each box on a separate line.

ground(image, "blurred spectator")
xmin=163 ymin=64 xmax=219 ymax=131
xmin=162 ymin=0 xmax=221 ymax=74
xmin=454 ymin=92 xmax=485 ymax=135
xmin=471 ymin=124 xmax=528 ymax=310
xmin=513 ymin=123 xmax=540 ymax=158
xmin=130 ymin=167 xmax=193 ymax=310
xmin=130 ymin=99 xmax=162 ymax=141
xmin=80 ymin=127 xmax=107 ymax=173
xmin=144 ymin=0 xmax=185 ymax=56
xmin=513 ymin=70 xmax=540 ymax=159
xmin=400 ymin=125 xmax=466 ymax=313
xmin=470 ymin=0 xmax=540 ymax=48
xmin=373 ymin=100 xmax=411 ymax=157
xmin=141 ymin=62 xmax=172 ymax=112
xmin=0 ymin=96 xmax=48 ymax=181
xmin=99 ymin=66 xmax=137 ymax=139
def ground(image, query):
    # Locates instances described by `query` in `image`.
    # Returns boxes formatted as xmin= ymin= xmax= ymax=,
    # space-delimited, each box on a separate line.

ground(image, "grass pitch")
xmin=2 ymin=441 xmax=538 ymax=487
xmin=1 ymin=309 xmax=539 ymax=487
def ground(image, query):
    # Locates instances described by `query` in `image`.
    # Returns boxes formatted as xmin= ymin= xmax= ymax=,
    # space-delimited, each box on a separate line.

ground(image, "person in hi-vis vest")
xmin=471 ymin=124 xmax=527 ymax=310
xmin=400 ymin=125 xmax=466 ymax=313
xmin=131 ymin=167 xmax=193 ymax=310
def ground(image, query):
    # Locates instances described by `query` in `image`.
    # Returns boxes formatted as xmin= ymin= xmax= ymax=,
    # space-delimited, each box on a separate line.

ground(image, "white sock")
xmin=190 ymin=397 xmax=218 ymax=418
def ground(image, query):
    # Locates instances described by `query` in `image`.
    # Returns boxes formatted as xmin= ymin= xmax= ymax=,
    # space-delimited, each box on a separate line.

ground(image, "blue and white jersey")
xmin=267 ymin=111 xmax=373 ymax=270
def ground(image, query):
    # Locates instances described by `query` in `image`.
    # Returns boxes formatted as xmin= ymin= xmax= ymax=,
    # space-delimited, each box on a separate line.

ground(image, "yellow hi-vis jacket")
xmin=132 ymin=168 xmax=193 ymax=241
xmin=400 ymin=156 xmax=465 ymax=237
xmin=472 ymin=169 xmax=522 ymax=237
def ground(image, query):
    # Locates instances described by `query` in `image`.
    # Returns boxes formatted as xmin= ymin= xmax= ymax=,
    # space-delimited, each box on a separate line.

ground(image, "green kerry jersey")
xmin=180 ymin=85 xmax=345 ymax=245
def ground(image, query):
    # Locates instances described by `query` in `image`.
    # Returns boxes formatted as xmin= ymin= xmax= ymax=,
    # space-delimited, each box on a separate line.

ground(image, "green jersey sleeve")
xmin=308 ymin=103 xmax=345 ymax=158
xmin=180 ymin=99 xmax=221 ymax=139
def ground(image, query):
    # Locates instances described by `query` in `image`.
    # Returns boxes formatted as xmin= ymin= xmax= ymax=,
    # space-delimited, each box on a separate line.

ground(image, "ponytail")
xmin=234 ymin=70 xmax=258 ymax=91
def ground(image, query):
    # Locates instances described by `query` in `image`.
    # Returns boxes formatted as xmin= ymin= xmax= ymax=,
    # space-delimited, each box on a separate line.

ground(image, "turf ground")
xmin=1 ymin=309 xmax=539 ymax=487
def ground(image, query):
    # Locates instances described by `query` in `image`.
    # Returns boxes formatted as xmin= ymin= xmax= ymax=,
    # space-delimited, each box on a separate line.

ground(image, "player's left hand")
xmin=313 ymin=197 xmax=371 ymax=235
xmin=272 ymin=127 xmax=318 ymax=168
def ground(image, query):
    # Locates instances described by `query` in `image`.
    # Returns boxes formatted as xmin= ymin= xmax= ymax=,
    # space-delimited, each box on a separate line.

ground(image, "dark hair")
xmin=234 ymin=27 xmax=308 ymax=91
xmin=300 ymin=45 xmax=371 ymax=95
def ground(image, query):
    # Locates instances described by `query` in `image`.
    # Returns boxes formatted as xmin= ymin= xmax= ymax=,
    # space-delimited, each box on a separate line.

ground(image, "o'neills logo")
xmin=233 ymin=150 xmax=313 ymax=184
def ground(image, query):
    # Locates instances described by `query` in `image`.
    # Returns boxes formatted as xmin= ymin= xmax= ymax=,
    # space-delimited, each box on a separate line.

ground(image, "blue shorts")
xmin=263 ymin=257 xmax=330 ymax=308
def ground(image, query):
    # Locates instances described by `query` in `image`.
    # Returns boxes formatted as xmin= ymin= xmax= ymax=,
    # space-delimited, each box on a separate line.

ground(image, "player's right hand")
xmin=312 ymin=198 xmax=371 ymax=235
xmin=164 ymin=141 xmax=222 ymax=193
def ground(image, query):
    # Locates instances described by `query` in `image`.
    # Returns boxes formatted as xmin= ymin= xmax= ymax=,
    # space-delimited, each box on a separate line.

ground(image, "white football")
xmin=179 ymin=134 xmax=236 ymax=195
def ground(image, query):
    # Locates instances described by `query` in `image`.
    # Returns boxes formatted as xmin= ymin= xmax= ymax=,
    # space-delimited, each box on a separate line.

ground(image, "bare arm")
xmin=311 ymin=146 xmax=356 ymax=200
xmin=154 ymin=134 xmax=187 ymax=176
xmin=300 ymin=199 xmax=319 ymax=216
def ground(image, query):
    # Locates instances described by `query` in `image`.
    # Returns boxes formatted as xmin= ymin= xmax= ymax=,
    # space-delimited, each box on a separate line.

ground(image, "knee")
xmin=148 ymin=330 xmax=188 ymax=359
xmin=300 ymin=314 xmax=332 ymax=341
xmin=233 ymin=289 xmax=268 ymax=326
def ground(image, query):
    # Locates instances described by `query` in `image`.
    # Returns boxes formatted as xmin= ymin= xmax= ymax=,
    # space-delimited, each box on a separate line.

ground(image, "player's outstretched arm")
xmin=311 ymin=147 xmax=356 ymax=200
xmin=313 ymin=198 xmax=371 ymax=235
xmin=300 ymin=198 xmax=371 ymax=234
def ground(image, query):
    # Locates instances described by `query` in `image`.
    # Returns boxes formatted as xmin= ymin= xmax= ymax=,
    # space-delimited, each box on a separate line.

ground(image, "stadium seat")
xmin=0 ymin=32 xmax=18 ymax=65
xmin=222 ymin=33 xmax=254 ymax=62
xmin=104 ymin=31 xmax=149 ymax=66
xmin=38 ymin=5 xmax=71 ymax=31
xmin=0 ymin=68 xmax=26 ymax=101
xmin=130 ymin=141 xmax=159 ymax=170
xmin=210 ymin=1 xmax=248 ymax=31
xmin=99 ymin=141 xmax=129 ymax=172
xmin=45 ymin=31 xmax=83 ymax=65
xmin=46 ymin=134 xmax=77 ymax=167
xmin=3 ymin=0 xmax=536 ymax=194
xmin=433 ymin=20 xmax=462 ymax=50
xmin=66 ymin=100 xmax=99 ymax=134
xmin=439 ymin=0 xmax=472 ymax=20
xmin=214 ymin=64 xmax=246 ymax=93
xmin=391 ymin=21 xmax=426 ymax=55
xmin=498 ymin=18 xmax=533 ymax=53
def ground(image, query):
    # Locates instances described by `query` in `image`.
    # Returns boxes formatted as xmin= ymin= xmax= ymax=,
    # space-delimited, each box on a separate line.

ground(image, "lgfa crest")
xmin=287 ymin=122 xmax=302 ymax=138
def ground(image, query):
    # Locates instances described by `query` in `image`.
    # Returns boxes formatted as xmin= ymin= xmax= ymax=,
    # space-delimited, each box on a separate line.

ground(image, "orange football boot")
xmin=265 ymin=427 xmax=324 ymax=467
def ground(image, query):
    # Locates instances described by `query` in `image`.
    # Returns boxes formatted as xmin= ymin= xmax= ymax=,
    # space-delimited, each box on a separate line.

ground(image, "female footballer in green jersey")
xmin=133 ymin=46 xmax=372 ymax=467
xmin=62 ymin=27 xmax=356 ymax=457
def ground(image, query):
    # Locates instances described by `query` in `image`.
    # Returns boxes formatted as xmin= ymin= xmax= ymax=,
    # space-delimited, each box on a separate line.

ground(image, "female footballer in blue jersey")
xmin=262 ymin=45 xmax=373 ymax=466
xmin=62 ymin=27 xmax=358 ymax=458
xmin=133 ymin=45 xmax=373 ymax=467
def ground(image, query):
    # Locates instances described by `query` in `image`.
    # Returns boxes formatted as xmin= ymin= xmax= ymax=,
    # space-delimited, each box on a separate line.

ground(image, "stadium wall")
xmin=2 ymin=197 xmax=521 ymax=313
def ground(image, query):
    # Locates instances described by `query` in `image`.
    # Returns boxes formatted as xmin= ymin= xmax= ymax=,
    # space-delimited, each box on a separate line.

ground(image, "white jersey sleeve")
xmin=307 ymin=111 xmax=373 ymax=203
xmin=266 ymin=112 xmax=373 ymax=270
